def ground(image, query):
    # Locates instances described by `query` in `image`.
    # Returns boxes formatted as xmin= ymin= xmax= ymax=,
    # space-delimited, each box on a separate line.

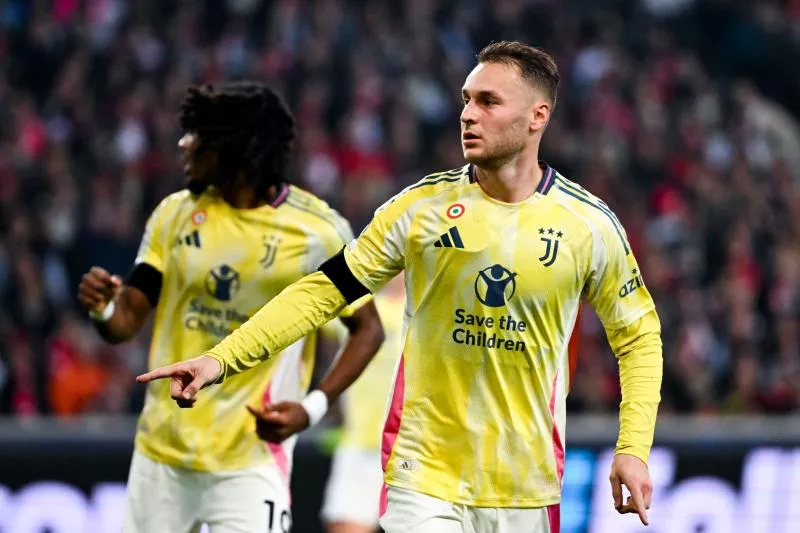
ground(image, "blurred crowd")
xmin=2 ymin=0 xmax=800 ymax=417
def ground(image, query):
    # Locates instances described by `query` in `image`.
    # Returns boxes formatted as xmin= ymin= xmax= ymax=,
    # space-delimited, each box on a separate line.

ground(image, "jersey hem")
xmin=384 ymin=480 xmax=562 ymax=508
xmin=134 ymin=439 xmax=277 ymax=473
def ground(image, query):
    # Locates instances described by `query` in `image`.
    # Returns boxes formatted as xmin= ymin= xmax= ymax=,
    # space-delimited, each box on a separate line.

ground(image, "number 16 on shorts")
xmin=265 ymin=499 xmax=292 ymax=532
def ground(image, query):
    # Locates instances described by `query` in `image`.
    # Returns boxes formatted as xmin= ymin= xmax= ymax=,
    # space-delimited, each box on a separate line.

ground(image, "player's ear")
xmin=530 ymin=99 xmax=551 ymax=132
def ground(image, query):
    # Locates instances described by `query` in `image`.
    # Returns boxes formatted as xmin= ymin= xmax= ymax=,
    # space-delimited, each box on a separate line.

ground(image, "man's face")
xmin=460 ymin=62 xmax=549 ymax=168
xmin=179 ymin=132 xmax=216 ymax=193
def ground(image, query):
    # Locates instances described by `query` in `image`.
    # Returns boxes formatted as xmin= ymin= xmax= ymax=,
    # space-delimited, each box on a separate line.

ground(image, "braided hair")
xmin=178 ymin=81 xmax=296 ymax=199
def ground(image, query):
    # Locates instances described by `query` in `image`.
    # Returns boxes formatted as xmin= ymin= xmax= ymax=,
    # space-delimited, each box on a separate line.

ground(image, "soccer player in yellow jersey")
xmin=138 ymin=42 xmax=663 ymax=533
xmin=321 ymin=273 xmax=406 ymax=533
xmin=77 ymin=82 xmax=384 ymax=533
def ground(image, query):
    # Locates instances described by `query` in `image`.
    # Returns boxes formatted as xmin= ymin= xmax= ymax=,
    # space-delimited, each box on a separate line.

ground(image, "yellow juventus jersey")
xmin=204 ymin=163 xmax=662 ymax=508
xmin=134 ymin=184 xmax=354 ymax=472
xmin=339 ymin=164 xmax=659 ymax=507
xmin=339 ymin=287 xmax=406 ymax=452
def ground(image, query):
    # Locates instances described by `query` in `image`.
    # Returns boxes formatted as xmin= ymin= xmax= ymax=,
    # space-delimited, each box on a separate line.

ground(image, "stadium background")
xmin=2 ymin=0 xmax=800 ymax=531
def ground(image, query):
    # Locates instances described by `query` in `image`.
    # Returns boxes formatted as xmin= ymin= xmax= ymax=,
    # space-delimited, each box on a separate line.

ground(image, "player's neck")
xmin=474 ymin=149 xmax=543 ymax=204
xmin=221 ymin=185 xmax=278 ymax=209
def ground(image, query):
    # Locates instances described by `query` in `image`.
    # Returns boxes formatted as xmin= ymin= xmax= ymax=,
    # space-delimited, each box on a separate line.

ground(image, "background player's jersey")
xmin=339 ymin=282 xmax=406 ymax=452
xmin=135 ymin=184 xmax=354 ymax=473
xmin=343 ymin=164 xmax=657 ymax=507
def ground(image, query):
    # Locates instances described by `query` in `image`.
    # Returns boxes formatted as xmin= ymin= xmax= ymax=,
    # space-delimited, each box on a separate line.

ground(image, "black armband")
xmin=318 ymin=248 xmax=371 ymax=304
xmin=125 ymin=263 xmax=163 ymax=308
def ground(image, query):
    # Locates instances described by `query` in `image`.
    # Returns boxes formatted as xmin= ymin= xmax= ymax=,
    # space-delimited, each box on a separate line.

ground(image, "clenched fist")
xmin=78 ymin=266 xmax=122 ymax=312
xmin=247 ymin=402 xmax=311 ymax=443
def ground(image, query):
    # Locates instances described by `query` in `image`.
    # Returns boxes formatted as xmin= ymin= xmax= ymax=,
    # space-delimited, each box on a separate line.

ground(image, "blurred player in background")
xmin=77 ymin=81 xmax=384 ymax=533
xmin=139 ymin=42 xmax=663 ymax=533
xmin=321 ymin=273 xmax=406 ymax=533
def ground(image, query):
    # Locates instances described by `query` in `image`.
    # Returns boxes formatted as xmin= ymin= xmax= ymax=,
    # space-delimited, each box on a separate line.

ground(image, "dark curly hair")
xmin=178 ymin=81 xmax=296 ymax=199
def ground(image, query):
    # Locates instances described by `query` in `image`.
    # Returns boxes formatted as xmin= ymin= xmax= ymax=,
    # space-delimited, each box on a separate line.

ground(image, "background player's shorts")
xmin=123 ymin=450 xmax=292 ymax=533
xmin=321 ymin=447 xmax=383 ymax=526
xmin=379 ymin=486 xmax=559 ymax=533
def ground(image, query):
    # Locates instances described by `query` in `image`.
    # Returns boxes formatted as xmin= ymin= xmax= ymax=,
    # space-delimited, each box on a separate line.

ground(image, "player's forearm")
xmin=206 ymin=271 xmax=348 ymax=381
xmin=318 ymin=304 xmax=385 ymax=403
xmin=92 ymin=288 xmax=151 ymax=344
xmin=608 ymin=309 xmax=663 ymax=464
xmin=93 ymin=309 xmax=138 ymax=344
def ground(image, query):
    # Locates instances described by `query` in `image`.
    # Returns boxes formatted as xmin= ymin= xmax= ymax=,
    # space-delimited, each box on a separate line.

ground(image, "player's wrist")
xmin=201 ymin=354 xmax=225 ymax=384
xmin=300 ymin=389 xmax=329 ymax=427
xmin=89 ymin=300 xmax=115 ymax=323
xmin=613 ymin=449 xmax=649 ymax=467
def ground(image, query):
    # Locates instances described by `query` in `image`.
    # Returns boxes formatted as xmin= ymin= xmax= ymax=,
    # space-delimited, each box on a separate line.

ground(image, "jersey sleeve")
xmin=307 ymin=212 xmax=368 ymax=319
xmin=207 ymin=271 xmax=348 ymax=380
xmin=135 ymin=196 xmax=175 ymax=273
xmin=583 ymin=220 xmax=655 ymax=330
xmin=308 ymin=212 xmax=356 ymax=271
xmin=608 ymin=310 xmax=662 ymax=463
xmin=584 ymin=216 xmax=662 ymax=464
xmin=341 ymin=195 xmax=409 ymax=295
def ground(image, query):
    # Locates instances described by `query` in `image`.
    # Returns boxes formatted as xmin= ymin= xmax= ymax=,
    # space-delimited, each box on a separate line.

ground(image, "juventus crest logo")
xmin=260 ymin=235 xmax=281 ymax=269
xmin=538 ymin=227 xmax=563 ymax=267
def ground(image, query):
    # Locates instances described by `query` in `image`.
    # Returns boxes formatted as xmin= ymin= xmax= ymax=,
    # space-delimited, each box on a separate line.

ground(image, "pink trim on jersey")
xmin=537 ymin=166 xmax=555 ymax=193
xmin=379 ymin=354 xmax=406 ymax=517
xmin=550 ymin=372 xmax=565 ymax=482
xmin=568 ymin=304 xmax=582 ymax=388
xmin=547 ymin=503 xmax=561 ymax=533
xmin=379 ymin=483 xmax=389 ymax=518
xmin=262 ymin=384 xmax=291 ymax=484
xmin=271 ymin=183 xmax=290 ymax=207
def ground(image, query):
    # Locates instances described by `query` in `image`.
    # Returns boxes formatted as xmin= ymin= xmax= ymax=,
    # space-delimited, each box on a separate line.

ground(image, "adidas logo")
xmin=175 ymin=230 xmax=202 ymax=248
xmin=397 ymin=459 xmax=420 ymax=471
xmin=434 ymin=226 xmax=464 ymax=249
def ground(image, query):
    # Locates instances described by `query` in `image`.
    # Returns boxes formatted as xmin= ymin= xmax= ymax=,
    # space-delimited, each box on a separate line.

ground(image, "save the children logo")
xmin=474 ymin=264 xmax=517 ymax=307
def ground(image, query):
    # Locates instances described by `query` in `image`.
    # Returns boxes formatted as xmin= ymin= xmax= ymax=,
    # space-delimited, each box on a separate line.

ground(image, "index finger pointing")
xmin=628 ymin=483 xmax=649 ymax=526
xmin=136 ymin=364 xmax=183 ymax=384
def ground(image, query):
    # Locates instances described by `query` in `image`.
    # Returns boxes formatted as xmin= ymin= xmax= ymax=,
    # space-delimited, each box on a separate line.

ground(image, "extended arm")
xmin=137 ymin=184 xmax=411 ymax=405
xmin=206 ymin=262 xmax=361 ymax=381
xmin=136 ymin=254 xmax=384 ymax=400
